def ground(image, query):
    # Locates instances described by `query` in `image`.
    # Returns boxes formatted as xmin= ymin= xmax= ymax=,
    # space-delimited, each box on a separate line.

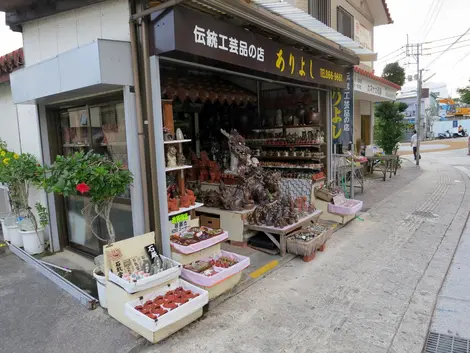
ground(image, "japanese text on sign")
xmin=343 ymin=71 xmax=352 ymax=135
xmin=332 ymin=90 xmax=343 ymax=141
xmin=170 ymin=213 xmax=189 ymax=234
xmin=275 ymin=49 xmax=315 ymax=80
xmin=194 ymin=25 xmax=265 ymax=62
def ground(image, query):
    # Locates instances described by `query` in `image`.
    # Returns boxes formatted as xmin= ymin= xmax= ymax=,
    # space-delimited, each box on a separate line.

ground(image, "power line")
xmin=425 ymin=26 xmax=470 ymax=68
xmin=419 ymin=0 xmax=439 ymax=39
xmin=377 ymin=46 xmax=405 ymax=61
xmin=425 ymin=43 xmax=470 ymax=56
xmin=424 ymin=31 xmax=470 ymax=44
xmin=422 ymin=0 xmax=445 ymax=41
xmin=424 ymin=38 xmax=470 ymax=50
xmin=377 ymin=50 xmax=406 ymax=63
xmin=453 ymin=48 xmax=470 ymax=67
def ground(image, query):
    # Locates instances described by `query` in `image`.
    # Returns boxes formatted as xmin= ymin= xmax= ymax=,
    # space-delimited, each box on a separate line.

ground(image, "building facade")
xmin=1 ymin=0 xmax=392 ymax=257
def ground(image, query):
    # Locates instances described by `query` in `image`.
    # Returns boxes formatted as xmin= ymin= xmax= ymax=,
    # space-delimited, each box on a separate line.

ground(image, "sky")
xmin=0 ymin=0 xmax=469 ymax=97
xmin=374 ymin=0 xmax=470 ymax=97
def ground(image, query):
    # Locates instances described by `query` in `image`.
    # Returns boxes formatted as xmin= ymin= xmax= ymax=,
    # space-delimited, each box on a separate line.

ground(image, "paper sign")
xmin=170 ymin=213 xmax=189 ymax=234
xmin=333 ymin=194 xmax=347 ymax=205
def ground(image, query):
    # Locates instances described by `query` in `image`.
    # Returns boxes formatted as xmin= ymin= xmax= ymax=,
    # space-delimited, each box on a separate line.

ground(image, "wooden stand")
xmin=196 ymin=206 xmax=256 ymax=243
xmin=245 ymin=210 xmax=323 ymax=256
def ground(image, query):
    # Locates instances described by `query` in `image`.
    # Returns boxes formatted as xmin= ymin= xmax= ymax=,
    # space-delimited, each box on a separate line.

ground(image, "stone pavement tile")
xmin=313 ymin=332 xmax=388 ymax=353
xmin=339 ymin=318 xmax=396 ymax=349
xmin=431 ymin=297 xmax=470 ymax=338
xmin=389 ymin=310 xmax=430 ymax=353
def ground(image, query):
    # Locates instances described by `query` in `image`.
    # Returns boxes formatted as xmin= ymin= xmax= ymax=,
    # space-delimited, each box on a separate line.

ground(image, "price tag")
xmin=169 ymin=213 xmax=189 ymax=234
xmin=333 ymin=194 xmax=347 ymax=205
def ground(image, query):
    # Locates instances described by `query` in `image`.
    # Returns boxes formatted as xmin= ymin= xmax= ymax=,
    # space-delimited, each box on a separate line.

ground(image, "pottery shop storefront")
xmin=148 ymin=6 xmax=350 ymax=256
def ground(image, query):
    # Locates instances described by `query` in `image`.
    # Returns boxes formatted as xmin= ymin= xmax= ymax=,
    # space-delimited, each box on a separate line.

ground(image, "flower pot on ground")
xmin=7 ymin=224 xmax=22 ymax=247
xmin=1 ymin=218 xmax=10 ymax=242
xmin=93 ymin=267 xmax=107 ymax=308
xmin=20 ymin=228 xmax=45 ymax=254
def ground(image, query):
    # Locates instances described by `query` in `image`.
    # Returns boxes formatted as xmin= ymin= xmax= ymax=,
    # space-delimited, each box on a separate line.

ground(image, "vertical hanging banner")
xmin=332 ymin=68 xmax=354 ymax=146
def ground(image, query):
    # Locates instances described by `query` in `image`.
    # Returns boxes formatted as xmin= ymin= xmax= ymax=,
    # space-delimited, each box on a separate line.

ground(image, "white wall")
xmin=22 ymin=0 xmax=130 ymax=66
xmin=433 ymin=120 xmax=470 ymax=137
xmin=0 ymin=83 xmax=21 ymax=152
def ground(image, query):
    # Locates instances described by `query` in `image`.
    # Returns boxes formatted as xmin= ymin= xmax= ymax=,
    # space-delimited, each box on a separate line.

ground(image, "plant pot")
xmin=1 ymin=219 xmax=10 ymax=242
xmin=20 ymin=229 xmax=45 ymax=255
xmin=93 ymin=268 xmax=107 ymax=308
xmin=7 ymin=225 xmax=22 ymax=247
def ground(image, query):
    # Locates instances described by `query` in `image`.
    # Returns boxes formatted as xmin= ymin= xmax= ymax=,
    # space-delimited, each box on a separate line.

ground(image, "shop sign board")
xmin=332 ymin=68 xmax=354 ymax=145
xmin=151 ymin=7 xmax=347 ymax=89
xmin=354 ymin=74 xmax=397 ymax=100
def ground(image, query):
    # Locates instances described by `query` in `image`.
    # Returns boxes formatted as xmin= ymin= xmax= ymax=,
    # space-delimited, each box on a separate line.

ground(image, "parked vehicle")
xmin=453 ymin=129 xmax=468 ymax=138
xmin=437 ymin=130 xmax=452 ymax=139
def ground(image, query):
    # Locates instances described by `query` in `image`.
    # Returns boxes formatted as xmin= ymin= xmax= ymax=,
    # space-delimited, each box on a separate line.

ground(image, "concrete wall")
xmin=0 ymin=83 xmax=21 ymax=152
xmin=22 ymin=0 xmax=130 ymax=66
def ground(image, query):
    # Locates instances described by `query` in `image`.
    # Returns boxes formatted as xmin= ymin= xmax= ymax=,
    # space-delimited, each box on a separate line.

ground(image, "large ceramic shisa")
xmin=198 ymin=129 xmax=282 ymax=211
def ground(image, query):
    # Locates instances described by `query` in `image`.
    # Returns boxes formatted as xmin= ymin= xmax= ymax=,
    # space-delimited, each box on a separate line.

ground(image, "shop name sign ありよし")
xmin=152 ymin=7 xmax=347 ymax=89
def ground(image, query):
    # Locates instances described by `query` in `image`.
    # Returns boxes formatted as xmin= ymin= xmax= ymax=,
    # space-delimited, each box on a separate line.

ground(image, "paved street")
xmin=2 ymin=148 xmax=470 ymax=353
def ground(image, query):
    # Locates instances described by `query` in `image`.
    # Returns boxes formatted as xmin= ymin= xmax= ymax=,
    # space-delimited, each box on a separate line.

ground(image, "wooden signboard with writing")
xmin=103 ymin=232 xmax=156 ymax=280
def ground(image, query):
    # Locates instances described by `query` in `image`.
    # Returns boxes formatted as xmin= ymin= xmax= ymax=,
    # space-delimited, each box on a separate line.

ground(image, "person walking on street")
xmin=411 ymin=130 xmax=421 ymax=160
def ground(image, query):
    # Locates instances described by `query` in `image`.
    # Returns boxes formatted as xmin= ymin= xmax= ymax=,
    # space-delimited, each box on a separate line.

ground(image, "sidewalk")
xmin=141 ymin=161 xmax=470 ymax=353
xmin=1 ymin=161 xmax=467 ymax=353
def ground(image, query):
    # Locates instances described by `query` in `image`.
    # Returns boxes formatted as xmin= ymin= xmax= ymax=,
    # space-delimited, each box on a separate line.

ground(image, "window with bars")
xmin=309 ymin=0 xmax=331 ymax=26
xmin=337 ymin=7 xmax=353 ymax=38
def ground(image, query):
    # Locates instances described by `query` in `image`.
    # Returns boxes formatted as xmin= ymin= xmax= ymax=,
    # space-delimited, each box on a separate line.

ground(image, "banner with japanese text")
xmin=151 ymin=7 xmax=347 ymax=89
xmin=332 ymin=68 xmax=354 ymax=147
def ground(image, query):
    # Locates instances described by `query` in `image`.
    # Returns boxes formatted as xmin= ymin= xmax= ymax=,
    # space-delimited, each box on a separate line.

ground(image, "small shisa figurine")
xmin=275 ymin=109 xmax=283 ymax=127
xmin=177 ymin=152 xmax=186 ymax=166
xmin=166 ymin=146 xmax=178 ymax=168
xmin=316 ymin=130 xmax=325 ymax=144
xmin=167 ymin=194 xmax=179 ymax=212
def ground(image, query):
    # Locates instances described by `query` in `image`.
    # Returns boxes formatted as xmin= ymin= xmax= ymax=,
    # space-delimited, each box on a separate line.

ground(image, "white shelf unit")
xmin=165 ymin=165 xmax=193 ymax=172
xmin=164 ymin=139 xmax=192 ymax=145
xmin=168 ymin=202 xmax=204 ymax=217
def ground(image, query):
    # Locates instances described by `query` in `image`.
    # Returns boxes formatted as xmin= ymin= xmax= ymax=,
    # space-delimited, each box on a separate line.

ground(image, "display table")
xmin=245 ymin=210 xmax=322 ymax=256
xmin=366 ymin=155 xmax=400 ymax=181
xmin=196 ymin=206 xmax=256 ymax=243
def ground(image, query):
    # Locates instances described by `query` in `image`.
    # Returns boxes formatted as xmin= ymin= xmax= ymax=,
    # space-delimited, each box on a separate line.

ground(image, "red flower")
xmin=76 ymin=183 xmax=90 ymax=194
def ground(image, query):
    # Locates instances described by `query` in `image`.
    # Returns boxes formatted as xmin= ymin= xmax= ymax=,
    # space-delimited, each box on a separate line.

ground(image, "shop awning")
xmin=161 ymin=74 xmax=257 ymax=105
xmin=250 ymin=0 xmax=377 ymax=62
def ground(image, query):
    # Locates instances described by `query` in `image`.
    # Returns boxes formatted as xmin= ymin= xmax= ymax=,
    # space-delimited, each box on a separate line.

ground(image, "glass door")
xmin=59 ymin=101 xmax=133 ymax=256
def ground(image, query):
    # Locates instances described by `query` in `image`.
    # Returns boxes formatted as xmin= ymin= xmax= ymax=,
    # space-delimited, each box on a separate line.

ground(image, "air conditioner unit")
xmin=0 ymin=185 xmax=11 ymax=219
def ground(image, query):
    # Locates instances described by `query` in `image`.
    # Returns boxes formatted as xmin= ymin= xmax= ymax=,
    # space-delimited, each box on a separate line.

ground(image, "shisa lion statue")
xmin=220 ymin=129 xmax=252 ymax=175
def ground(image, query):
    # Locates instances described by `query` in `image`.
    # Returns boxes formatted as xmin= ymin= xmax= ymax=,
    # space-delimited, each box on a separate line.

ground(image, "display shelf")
xmin=164 ymin=139 xmax=192 ymax=145
xmin=261 ymin=165 xmax=323 ymax=170
xmin=168 ymin=202 xmax=204 ymax=217
xmin=165 ymin=165 xmax=193 ymax=172
xmin=63 ymin=143 xmax=90 ymax=147
xmin=256 ymin=155 xmax=325 ymax=161
xmin=246 ymin=142 xmax=324 ymax=148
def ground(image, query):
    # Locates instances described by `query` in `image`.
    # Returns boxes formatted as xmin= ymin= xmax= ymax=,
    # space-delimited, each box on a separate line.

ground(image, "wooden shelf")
xmin=249 ymin=143 xmax=324 ymax=148
xmin=261 ymin=165 xmax=323 ymax=170
xmin=165 ymin=165 xmax=193 ymax=172
xmin=256 ymin=155 xmax=325 ymax=161
xmin=168 ymin=202 xmax=204 ymax=217
xmin=164 ymin=139 xmax=192 ymax=145
xmin=63 ymin=143 xmax=90 ymax=148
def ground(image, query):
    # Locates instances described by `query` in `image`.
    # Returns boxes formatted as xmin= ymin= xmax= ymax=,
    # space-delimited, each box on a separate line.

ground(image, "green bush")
xmin=374 ymin=101 xmax=408 ymax=155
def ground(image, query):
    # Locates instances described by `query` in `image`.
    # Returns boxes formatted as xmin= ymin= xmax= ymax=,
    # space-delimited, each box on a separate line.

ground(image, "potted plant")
xmin=46 ymin=151 xmax=133 ymax=245
xmin=19 ymin=202 xmax=49 ymax=255
xmin=0 ymin=142 xmax=44 ymax=249
xmin=46 ymin=151 xmax=133 ymax=308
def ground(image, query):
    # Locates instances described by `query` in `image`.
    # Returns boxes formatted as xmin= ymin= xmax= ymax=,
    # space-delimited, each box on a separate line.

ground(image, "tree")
xmin=374 ymin=101 xmax=408 ymax=155
xmin=381 ymin=62 xmax=406 ymax=87
xmin=457 ymin=81 xmax=470 ymax=104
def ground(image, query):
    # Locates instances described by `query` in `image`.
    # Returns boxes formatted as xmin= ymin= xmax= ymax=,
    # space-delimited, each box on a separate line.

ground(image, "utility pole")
xmin=406 ymin=42 xmax=424 ymax=166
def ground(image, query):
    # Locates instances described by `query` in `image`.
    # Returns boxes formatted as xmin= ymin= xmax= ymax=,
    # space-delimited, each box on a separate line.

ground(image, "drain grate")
xmin=425 ymin=332 xmax=470 ymax=353
xmin=412 ymin=210 xmax=439 ymax=219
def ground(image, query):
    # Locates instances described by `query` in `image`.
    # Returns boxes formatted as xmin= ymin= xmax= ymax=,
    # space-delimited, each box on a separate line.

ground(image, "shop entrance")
xmin=48 ymin=94 xmax=134 ymax=256
xmin=361 ymin=115 xmax=371 ymax=145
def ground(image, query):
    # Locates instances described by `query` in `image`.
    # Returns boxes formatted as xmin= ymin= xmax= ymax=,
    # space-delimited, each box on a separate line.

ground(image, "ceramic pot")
xmin=0 ymin=219 xmax=10 ymax=242
xmin=20 ymin=229 xmax=45 ymax=255
xmin=7 ymin=225 xmax=22 ymax=247
xmin=93 ymin=268 xmax=107 ymax=308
